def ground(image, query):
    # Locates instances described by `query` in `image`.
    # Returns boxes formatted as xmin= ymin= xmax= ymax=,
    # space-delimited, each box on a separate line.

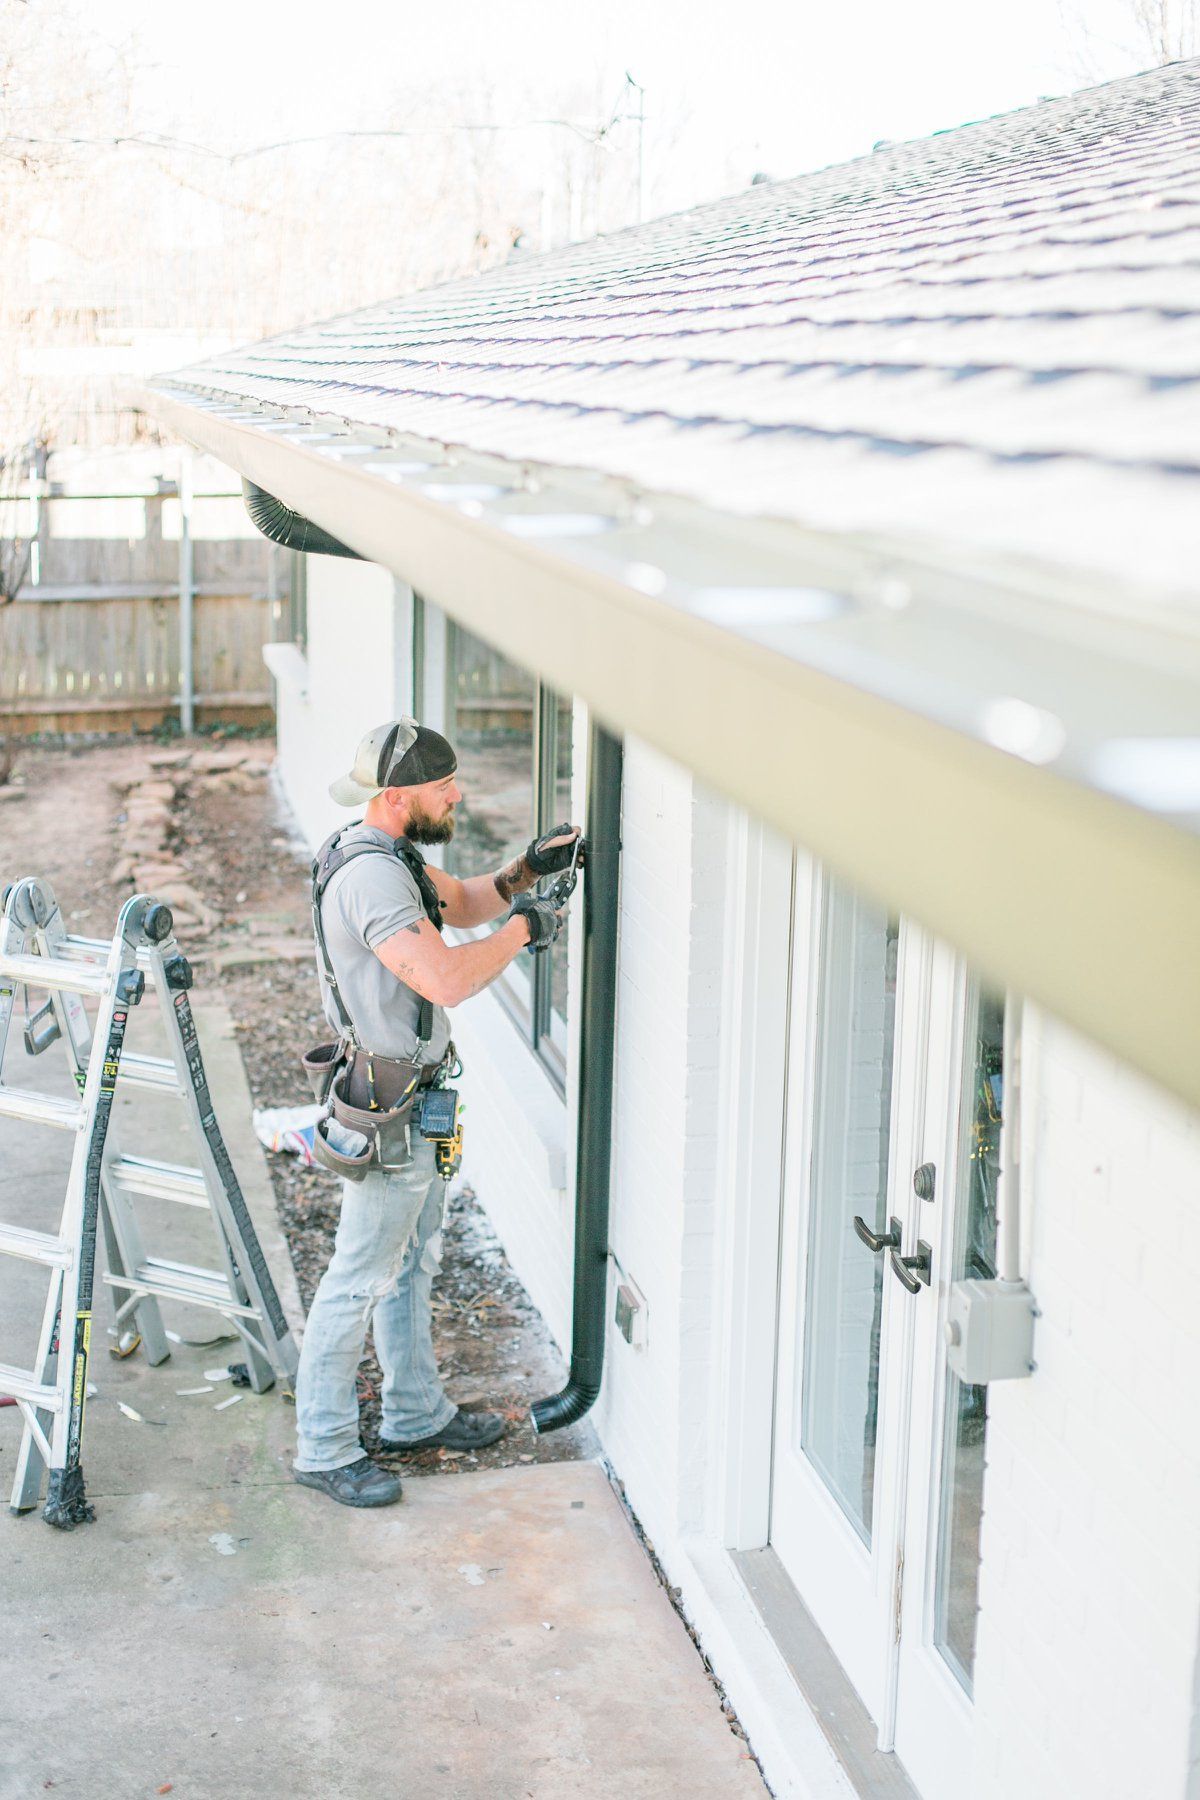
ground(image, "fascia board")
xmin=147 ymin=385 xmax=1200 ymax=1116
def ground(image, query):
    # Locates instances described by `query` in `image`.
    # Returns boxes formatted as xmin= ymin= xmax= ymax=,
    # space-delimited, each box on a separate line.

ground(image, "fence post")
xmin=178 ymin=453 xmax=194 ymax=734
xmin=27 ymin=461 xmax=41 ymax=588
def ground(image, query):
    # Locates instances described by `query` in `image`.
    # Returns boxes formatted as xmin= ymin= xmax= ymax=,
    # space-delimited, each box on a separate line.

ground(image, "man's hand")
xmin=524 ymin=823 xmax=582 ymax=877
xmin=508 ymin=893 xmax=563 ymax=951
xmin=492 ymin=823 xmax=582 ymax=905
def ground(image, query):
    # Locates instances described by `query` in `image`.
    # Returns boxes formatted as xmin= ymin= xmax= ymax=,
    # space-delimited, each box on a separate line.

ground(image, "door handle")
xmin=889 ymin=1241 xmax=932 ymax=1294
xmin=853 ymin=1214 xmax=902 ymax=1254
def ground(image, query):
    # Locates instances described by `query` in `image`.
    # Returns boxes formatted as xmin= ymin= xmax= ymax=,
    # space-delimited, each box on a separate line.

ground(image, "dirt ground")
xmin=0 ymin=731 xmax=595 ymax=1476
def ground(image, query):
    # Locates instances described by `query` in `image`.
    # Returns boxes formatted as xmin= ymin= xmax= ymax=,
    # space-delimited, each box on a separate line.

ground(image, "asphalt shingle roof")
xmin=166 ymin=60 xmax=1200 ymax=602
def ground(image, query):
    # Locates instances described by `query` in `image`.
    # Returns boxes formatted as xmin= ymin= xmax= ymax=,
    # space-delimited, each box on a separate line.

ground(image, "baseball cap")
xmin=329 ymin=717 xmax=458 ymax=807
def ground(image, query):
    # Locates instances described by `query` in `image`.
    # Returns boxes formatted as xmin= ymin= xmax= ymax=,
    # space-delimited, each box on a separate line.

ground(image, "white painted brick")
xmin=973 ymin=1007 xmax=1200 ymax=1800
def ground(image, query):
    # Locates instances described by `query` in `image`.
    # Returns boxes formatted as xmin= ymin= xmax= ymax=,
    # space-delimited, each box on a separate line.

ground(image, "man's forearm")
xmin=449 ymin=856 xmax=536 ymax=927
xmin=441 ymin=916 xmax=531 ymax=1002
xmin=492 ymin=851 xmax=536 ymax=904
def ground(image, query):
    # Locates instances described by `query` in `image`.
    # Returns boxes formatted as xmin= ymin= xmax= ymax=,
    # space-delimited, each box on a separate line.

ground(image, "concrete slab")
xmin=2 ymin=1460 xmax=765 ymax=1799
xmin=0 ymin=998 xmax=765 ymax=1799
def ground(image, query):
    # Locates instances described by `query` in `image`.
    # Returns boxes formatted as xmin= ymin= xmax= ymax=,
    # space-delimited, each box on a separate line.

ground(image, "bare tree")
xmin=1058 ymin=0 xmax=1198 ymax=82
xmin=0 ymin=0 xmax=135 ymax=592
xmin=0 ymin=430 xmax=43 ymax=606
xmin=1131 ymin=0 xmax=1199 ymax=60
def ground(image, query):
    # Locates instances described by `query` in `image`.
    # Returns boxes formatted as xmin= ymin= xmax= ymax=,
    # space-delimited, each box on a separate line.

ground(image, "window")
xmin=934 ymin=985 xmax=1003 ymax=1692
xmin=800 ymin=883 xmax=899 ymax=1544
xmin=419 ymin=607 xmax=573 ymax=1088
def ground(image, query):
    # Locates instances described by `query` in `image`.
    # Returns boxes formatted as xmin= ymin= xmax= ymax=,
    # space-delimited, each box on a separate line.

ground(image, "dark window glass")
xmin=935 ymin=987 xmax=1004 ymax=1693
xmin=446 ymin=626 xmax=535 ymax=893
xmin=437 ymin=617 xmax=573 ymax=1087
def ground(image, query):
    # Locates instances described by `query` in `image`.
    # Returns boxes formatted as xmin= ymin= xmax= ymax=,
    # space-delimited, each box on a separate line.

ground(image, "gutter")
xmin=532 ymin=722 xmax=622 ymax=1432
xmin=142 ymin=385 xmax=1200 ymax=1115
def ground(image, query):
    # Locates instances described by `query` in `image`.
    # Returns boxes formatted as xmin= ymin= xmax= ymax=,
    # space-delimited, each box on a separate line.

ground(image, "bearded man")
xmin=293 ymin=717 xmax=579 ymax=1508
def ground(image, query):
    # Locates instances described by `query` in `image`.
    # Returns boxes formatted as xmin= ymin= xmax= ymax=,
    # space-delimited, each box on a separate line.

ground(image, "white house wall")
xmin=269 ymin=560 xmax=413 ymax=851
xmin=594 ymin=738 xmax=731 ymax=1554
xmin=972 ymin=1010 xmax=1200 ymax=1800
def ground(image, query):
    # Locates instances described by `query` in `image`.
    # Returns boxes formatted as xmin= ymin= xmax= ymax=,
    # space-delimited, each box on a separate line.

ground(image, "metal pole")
xmin=27 ymin=461 xmax=40 ymax=588
xmin=178 ymin=453 xmax=194 ymax=735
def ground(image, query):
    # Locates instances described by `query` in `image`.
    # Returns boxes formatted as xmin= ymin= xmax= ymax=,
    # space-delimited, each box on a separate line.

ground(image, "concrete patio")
xmin=0 ymin=997 xmax=764 ymax=1799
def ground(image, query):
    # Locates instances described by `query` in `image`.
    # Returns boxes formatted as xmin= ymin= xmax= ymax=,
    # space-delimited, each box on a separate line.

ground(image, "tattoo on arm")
xmin=402 ymin=922 xmax=421 ymax=934
xmin=493 ymin=855 xmax=532 ymax=903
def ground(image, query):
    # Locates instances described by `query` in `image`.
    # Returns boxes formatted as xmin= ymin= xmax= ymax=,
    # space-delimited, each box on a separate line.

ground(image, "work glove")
xmin=508 ymin=893 xmax=563 ymax=951
xmin=524 ymin=822 xmax=582 ymax=876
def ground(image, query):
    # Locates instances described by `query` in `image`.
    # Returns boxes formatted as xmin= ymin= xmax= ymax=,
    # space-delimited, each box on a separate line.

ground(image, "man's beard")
xmin=406 ymin=801 xmax=456 ymax=845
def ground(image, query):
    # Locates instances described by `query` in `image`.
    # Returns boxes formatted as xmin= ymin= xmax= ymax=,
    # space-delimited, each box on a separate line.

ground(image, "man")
xmin=293 ymin=716 xmax=580 ymax=1508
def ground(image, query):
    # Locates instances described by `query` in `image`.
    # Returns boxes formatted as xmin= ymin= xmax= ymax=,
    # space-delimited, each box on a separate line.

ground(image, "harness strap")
xmin=311 ymin=827 xmax=444 ymax=1056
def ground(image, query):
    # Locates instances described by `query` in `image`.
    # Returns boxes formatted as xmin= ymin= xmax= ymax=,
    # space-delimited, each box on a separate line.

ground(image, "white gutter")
xmin=146 ymin=385 xmax=1200 ymax=1115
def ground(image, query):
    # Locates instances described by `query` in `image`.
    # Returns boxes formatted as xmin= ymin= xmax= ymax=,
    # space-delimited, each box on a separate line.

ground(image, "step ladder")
xmin=0 ymin=876 xmax=298 ymax=1528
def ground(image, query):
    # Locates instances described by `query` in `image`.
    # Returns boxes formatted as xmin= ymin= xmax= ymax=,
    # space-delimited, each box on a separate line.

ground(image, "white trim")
xmin=712 ymin=812 xmax=796 ymax=1551
xmin=261 ymin=640 xmax=308 ymax=697
xmin=673 ymin=1538 xmax=859 ymax=1800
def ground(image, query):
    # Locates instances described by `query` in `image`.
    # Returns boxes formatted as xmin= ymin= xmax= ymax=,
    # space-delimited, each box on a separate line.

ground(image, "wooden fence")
xmin=0 ymin=583 xmax=275 ymax=735
xmin=0 ymin=468 xmax=282 ymax=734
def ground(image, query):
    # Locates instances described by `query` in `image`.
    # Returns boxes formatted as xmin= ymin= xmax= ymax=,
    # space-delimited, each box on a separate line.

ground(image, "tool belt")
xmin=302 ymin=1039 xmax=450 ymax=1181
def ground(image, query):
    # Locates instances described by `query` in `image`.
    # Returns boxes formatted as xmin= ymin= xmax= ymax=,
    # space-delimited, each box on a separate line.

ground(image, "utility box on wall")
xmin=614 ymin=1274 xmax=648 ymax=1350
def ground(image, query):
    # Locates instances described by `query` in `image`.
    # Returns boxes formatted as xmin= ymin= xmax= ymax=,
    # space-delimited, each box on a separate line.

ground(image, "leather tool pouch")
xmin=309 ymin=1048 xmax=425 ymax=1182
xmin=302 ymin=1040 xmax=346 ymax=1105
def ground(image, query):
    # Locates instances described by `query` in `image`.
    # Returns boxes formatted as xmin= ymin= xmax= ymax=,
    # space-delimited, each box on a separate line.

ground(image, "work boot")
xmin=379 ymin=1408 xmax=506 ymax=1454
xmin=294 ymin=1455 xmax=403 ymax=1507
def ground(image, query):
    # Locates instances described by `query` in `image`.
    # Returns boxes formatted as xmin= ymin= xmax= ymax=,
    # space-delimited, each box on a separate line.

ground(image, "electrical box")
xmin=944 ymin=1279 xmax=1036 ymax=1383
xmin=614 ymin=1277 xmax=647 ymax=1350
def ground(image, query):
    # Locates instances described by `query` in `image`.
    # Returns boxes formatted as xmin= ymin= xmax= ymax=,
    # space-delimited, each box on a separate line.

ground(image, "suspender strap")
xmin=311 ymin=828 xmax=444 ymax=1055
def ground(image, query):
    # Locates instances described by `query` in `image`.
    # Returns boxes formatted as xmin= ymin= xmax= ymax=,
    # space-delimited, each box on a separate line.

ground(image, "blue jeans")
xmin=294 ymin=1137 xmax=457 ymax=1471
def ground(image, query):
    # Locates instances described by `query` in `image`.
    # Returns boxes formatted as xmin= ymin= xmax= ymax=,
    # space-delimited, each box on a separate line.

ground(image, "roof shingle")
xmin=164 ymin=60 xmax=1200 ymax=603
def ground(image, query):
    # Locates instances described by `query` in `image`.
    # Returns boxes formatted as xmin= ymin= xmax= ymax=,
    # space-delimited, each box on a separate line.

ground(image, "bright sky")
xmin=91 ymin=0 xmax=1162 ymax=217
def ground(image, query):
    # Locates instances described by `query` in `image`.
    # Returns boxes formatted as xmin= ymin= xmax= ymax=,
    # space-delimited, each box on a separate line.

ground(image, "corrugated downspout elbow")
xmin=242 ymin=479 xmax=363 ymax=559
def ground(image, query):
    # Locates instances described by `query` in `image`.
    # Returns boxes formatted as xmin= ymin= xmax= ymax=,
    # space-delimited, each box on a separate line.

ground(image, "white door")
xmin=770 ymin=863 xmax=1005 ymax=1798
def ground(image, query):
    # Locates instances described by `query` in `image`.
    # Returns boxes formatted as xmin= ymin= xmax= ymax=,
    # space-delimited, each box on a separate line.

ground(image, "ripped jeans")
xmin=293 ymin=1137 xmax=457 ymax=1471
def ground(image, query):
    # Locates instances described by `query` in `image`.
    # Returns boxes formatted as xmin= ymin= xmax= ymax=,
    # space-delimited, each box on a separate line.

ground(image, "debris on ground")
xmin=0 ymin=736 xmax=595 ymax=1476
xmin=252 ymin=1103 xmax=323 ymax=1164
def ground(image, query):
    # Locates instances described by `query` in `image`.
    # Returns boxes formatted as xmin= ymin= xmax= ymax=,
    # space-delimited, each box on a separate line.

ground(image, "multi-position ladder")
xmin=0 ymin=876 xmax=298 ymax=1528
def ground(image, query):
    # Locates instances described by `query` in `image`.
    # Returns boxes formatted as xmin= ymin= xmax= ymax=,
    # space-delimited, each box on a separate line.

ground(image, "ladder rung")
xmin=0 ymin=950 xmax=110 ymax=997
xmin=117 ymin=1054 xmax=183 ymax=1095
xmin=0 ymin=1221 xmax=72 ymax=1268
xmin=103 ymin=1258 xmax=256 ymax=1317
xmin=0 ymin=1088 xmax=83 ymax=1131
xmin=108 ymin=1154 xmax=208 ymax=1207
xmin=59 ymin=936 xmax=159 ymax=977
xmin=0 ymin=1361 xmax=61 ymax=1412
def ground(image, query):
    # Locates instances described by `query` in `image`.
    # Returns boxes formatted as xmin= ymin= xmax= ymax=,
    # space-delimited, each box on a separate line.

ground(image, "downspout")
xmin=531 ymin=721 xmax=622 ymax=1434
xmin=242 ymin=479 xmax=363 ymax=559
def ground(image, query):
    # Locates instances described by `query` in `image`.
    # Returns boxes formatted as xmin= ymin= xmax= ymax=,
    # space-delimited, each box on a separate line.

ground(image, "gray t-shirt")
xmin=316 ymin=825 xmax=451 ymax=1063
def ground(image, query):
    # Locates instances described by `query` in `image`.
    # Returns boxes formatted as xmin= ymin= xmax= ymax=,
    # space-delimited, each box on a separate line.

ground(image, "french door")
xmin=770 ymin=860 xmax=1004 ymax=1799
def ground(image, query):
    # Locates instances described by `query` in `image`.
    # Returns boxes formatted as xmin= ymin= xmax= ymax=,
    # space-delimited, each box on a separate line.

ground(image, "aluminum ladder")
xmin=0 ymin=876 xmax=298 ymax=1528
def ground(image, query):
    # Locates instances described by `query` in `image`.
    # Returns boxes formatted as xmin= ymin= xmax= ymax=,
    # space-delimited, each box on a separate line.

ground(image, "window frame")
xmin=415 ymin=600 xmax=571 ymax=1094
